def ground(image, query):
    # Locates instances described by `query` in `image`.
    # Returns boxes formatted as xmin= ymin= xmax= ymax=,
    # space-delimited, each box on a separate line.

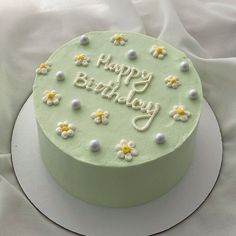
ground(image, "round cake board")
xmin=11 ymin=95 xmax=222 ymax=236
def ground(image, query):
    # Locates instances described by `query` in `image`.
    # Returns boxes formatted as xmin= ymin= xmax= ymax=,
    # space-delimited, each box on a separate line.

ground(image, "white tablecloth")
xmin=0 ymin=0 xmax=236 ymax=235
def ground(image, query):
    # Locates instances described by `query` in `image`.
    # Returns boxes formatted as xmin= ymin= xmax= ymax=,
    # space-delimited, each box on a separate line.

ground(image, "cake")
xmin=33 ymin=31 xmax=202 ymax=208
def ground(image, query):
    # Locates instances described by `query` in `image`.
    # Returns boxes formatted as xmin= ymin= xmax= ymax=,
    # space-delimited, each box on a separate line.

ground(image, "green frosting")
xmin=33 ymin=31 xmax=202 ymax=207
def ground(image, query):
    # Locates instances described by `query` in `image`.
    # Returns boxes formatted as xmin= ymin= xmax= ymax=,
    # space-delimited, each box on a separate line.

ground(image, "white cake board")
xmin=11 ymin=95 xmax=222 ymax=236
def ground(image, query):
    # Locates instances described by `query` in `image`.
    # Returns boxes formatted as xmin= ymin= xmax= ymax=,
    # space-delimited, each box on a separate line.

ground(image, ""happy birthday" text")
xmin=73 ymin=54 xmax=161 ymax=132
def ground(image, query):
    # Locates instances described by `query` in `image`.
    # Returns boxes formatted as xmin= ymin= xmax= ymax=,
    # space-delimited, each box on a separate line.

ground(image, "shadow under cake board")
xmin=11 ymin=95 xmax=222 ymax=236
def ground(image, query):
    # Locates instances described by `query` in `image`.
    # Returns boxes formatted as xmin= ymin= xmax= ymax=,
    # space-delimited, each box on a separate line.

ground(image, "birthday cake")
xmin=33 ymin=31 xmax=202 ymax=207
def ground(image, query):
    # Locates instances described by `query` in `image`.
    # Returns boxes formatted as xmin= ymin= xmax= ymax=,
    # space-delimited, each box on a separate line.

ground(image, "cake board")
xmin=11 ymin=95 xmax=222 ymax=236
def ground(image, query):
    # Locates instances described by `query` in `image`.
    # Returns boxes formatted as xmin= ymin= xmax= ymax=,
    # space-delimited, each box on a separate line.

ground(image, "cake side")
xmin=37 ymin=121 xmax=197 ymax=207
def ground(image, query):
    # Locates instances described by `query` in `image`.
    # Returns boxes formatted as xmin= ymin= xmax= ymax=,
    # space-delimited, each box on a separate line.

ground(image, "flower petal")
xmin=128 ymin=141 xmax=136 ymax=148
xmin=61 ymin=131 xmax=68 ymax=139
xmin=41 ymin=68 xmax=47 ymax=74
xmin=131 ymin=148 xmax=139 ymax=156
xmin=173 ymin=114 xmax=180 ymax=120
xmin=69 ymin=124 xmax=76 ymax=131
xmin=117 ymin=151 xmax=125 ymax=159
xmin=56 ymin=127 xmax=62 ymax=135
xmin=55 ymin=94 xmax=61 ymax=99
xmin=114 ymin=40 xmax=119 ymax=46
xmin=67 ymin=130 xmax=74 ymax=137
xmin=42 ymin=96 xmax=48 ymax=102
xmin=91 ymin=112 xmax=96 ymax=118
xmin=57 ymin=122 xmax=63 ymax=127
xmin=94 ymin=117 xmax=101 ymax=123
xmin=75 ymin=61 xmax=81 ymax=66
xmin=115 ymin=144 xmax=121 ymax=151
xmin=53 ymin=98 xmax=59 ymax=105
xmin=165 ymin=78 xmax=170 ymax=83
xmin=185 ymin=111 xmax=191 ymax=117
xmin=125 ymin=154 xmax=133 ymax=161
xmin=104 ymin=111 xmax=109 ymax=117
xmin=153 ymin=51 xmax=158 ymax=57
xmin=101 ymin=117 xmax=109 ymax=125
xmin=120 ymin=40 xmax=125 ymax=45
xmin=63 ymin=120 xmax=69 ymax=125
xmin=120 ymin=139 xmax=127 ymax=145
xmin=36 ymin=68 xmax=41 ymax=74
xmin=180 ymin=115 xmax=188 ymax=122
xmin=169 ymin=110 xmax=176 ymax=116
xmin=47 ymin=100 xmax=53 ymax=106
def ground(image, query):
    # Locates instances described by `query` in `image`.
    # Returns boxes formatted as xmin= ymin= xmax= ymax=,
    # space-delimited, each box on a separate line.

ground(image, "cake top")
xmin=33 ymin=31 xmax=202 ymax=167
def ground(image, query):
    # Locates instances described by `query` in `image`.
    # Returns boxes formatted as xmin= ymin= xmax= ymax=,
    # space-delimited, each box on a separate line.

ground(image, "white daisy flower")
xmin=165 ymin=75 xmax=181 ymax=89
xmin=91 ymin=108 xmax=109 ymax=125
xmin=36 ymin=62 xmax=51 ymax=75
xmin=115 ymin=139 xmax=139 ymax=162
xmin=169 ymin=105 xmax=191 ymax=122
xmin=42 ymin=90 xmax=62 ymax=106
xmin=74 ymin=54 xmax=90 ymax=66
xmin=56 ymin=121 xmax=76 ymax=139
xmin=110 ymin=34 xmax=128 ymax=46
xmin=150 ymin=45 xmax=167 ymax=59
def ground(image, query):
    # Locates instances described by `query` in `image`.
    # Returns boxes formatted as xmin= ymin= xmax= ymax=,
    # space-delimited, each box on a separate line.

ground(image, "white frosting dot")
xmin=56 ymin=71 xmax=65 ymax=81
xmin=127 ymin=49 xmax=137 ymax=60
xmin=188 ymin=89 xmax=198 ymax=100
xmin=80 ymin=35 xmax=89 ymax=45
xmin=155 ymin=133 xmax=166 ymax=144
xmin=89 ymin=139 xmax=100 ymax=152
xmin=180 ymin=61 xmax=189 ymax=72
xmin=71 ymin=99 xmax=81 ymax=110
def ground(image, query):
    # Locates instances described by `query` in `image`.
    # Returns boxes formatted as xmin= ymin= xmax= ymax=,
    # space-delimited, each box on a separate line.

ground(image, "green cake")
xmin=33 ymin=31 xmax=202 ymax=207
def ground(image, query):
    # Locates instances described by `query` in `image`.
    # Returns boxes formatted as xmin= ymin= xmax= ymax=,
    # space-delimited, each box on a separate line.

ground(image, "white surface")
xmin=1 ymin=0 xmax=236 ymax=235
xmin=11 ymin=96 xmax=222 ymax=236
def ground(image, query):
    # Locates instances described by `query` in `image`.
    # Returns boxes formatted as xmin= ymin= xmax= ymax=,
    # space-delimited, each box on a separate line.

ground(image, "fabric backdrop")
xmin=0 ymin=0 xmax=236 ymax=235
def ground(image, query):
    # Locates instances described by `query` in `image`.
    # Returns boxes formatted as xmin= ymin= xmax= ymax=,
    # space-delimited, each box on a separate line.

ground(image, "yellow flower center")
xmin=170 ymin=78 xmax=177 ymax=84
xmin=76 ymin=54 xmax=86 ymax=61
xmin=95 ymin=111 xmax=105 ymax=119
xmin=155 ymin=47 xmax=163 ymax=54
xmin=114 ymin=34 xmax=123 ymax=41
xmin=176 ymin=107 xmax=186 ymax=116
xmin=61 ymin=125 xmax=69 ymax=132
xmin=121 ymin=145 xmax=131 ymax=154
xmin=47 ymin=92 xmax=56 ymax=99
xmin=40 ymin=63 xmax=47 ymax=69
